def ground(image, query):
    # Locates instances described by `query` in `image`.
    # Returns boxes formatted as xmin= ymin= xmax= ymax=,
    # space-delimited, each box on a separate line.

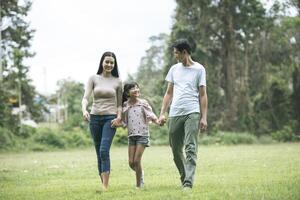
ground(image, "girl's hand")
xmin=153 ymin=118 xmax=160 ymax=125
xmin=111 ymin=117 xmax=122 ymax=128
xmin=83 ymin=111 xmax=90 ymax=122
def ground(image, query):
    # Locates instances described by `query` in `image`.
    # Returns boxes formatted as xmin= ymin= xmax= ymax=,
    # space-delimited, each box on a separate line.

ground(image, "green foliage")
xmin=16 ymin=125 xmax=36 ymax=138
xmin=148 ymin=0 xmax=300 ymax=136
xmin=271 ymin=125 xmax=300 ymax=142
xmin=55 ymin=79 xmax=85 ymax=115
xmin=113 ymin=128 xmax=128 ymax=146
xmin=32 ymin=127 xmax=92 ymax=150
xmin=0 ymin=127 xmax=16 ymax=150
xmin=129 ymin=34 xmax=169 ymax=111
xmin=149 ymin=124 xmax=169 ymax=145
xmin=253 ymin=80 xmax=294 ymax=135
xmin=63 ymin=128 xmax=91 ymax=148
xmin=62 ymin=113 xmax=87 ymax=131
xmin=200 ymin=132 xmax=258 ymax=145
xmin=1 ymin=0 xmax=45 ymax=132
xmin=33 ymin=127 xmax=67 ymax=148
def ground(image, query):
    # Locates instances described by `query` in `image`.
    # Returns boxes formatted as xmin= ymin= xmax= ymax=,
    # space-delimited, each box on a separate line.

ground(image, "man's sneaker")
xmin=182 ymin=186 xmax=192 ymax=191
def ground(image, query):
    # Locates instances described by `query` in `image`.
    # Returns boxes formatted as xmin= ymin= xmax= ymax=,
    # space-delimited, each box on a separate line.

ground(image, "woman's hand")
xmin=111 ymin=117 xmax=122 ymax=128
xmin=83 ymin=110 xmax=90 ymax=122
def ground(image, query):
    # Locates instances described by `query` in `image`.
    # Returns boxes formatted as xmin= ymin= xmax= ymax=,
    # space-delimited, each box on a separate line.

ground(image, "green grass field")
xmin=1 ymin=144 xmax=300 ymax=200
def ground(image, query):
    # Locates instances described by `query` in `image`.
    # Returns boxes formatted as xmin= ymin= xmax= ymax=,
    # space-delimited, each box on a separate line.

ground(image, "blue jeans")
xmin=89 ymin=114 xmax=116 ymax=174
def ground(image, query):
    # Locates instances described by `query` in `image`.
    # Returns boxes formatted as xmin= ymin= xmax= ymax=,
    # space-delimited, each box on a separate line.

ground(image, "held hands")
xmin=153 ymin=118 xmax=161 ymax=125
xmin=158 ymin=115 xmax=167 ymax=126
xmin=83 ymin=110 xmax=90 ymax=122
xmin=111 ymin=117 xmax=122 ymax=128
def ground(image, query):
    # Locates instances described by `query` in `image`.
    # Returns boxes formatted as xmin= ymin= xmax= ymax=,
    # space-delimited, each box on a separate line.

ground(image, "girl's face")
xmin=102 ymin=56 xmax=115 ymax=74
xmin=128 ymin=85 xmax=140 ymax=99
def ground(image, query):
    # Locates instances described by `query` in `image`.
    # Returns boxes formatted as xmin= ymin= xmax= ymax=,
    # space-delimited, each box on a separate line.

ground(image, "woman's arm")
xmin=111 ymin=80 xmax=123 ymax=127
xmin=81 ymin=76 xmax=93 ymax=121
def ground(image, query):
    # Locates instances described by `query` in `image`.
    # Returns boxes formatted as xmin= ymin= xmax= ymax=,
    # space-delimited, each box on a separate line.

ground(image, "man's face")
xmin=173 ymin=48 xmax=184 ymax=62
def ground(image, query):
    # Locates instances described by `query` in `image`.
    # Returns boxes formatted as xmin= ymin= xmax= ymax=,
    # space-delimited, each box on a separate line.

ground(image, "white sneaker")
xmin=140 ymin=170 xmax=145 ymax=187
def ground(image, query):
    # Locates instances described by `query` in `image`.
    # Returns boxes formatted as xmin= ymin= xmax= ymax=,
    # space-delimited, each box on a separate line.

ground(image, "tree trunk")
xmin=222 ymin=8 xmax=237 ymax=131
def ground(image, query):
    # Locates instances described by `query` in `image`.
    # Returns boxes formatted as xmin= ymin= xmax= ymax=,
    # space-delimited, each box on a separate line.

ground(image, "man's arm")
xmin=199 ymin=85 xmax=208 ymax=130
xmin=158 ymin=82 xmax=174 ymax=125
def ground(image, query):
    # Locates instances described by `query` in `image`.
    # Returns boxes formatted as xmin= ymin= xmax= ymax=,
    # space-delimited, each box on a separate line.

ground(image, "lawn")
xmin=0 ymin=144 xmax=299 ymax=200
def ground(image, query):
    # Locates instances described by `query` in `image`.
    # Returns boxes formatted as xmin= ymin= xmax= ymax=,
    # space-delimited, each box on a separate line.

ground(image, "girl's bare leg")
xmin=128 ymin=145 xmax=136 ymax=171
xmin=134 ymin=144 xmax=146 ymax=187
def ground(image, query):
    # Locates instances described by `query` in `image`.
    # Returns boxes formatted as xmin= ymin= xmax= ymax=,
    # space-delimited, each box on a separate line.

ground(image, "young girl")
xmin=122 ymin=82 xmax=159 ymax=188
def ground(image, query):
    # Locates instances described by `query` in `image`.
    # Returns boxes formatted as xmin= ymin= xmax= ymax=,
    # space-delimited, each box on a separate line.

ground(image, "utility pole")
xmin=18 ymin=74 xmax=23 ymax=131
xmin=43 ymin=66 xmax=47 ymax=94
xmin=0 ymin=8 xmax=3 ymax=83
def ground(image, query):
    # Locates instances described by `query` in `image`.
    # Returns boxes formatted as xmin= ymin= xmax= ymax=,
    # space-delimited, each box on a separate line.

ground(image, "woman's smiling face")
xmin=102 ymin=56 xmax=115 ymax=74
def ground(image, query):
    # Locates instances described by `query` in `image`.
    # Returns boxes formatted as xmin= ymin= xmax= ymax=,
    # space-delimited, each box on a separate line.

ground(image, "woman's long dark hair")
xmin=96 ymin=51 xmax=119 ymax=77
xmin=122 ymin=82 xmax=139 ymax=104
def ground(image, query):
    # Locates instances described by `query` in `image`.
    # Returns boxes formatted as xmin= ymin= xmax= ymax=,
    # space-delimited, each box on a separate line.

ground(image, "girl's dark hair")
xmin=97 ymin=51 xmax=119 ymax=77
xmin=122 ymin=82 xmax=139 ymax=103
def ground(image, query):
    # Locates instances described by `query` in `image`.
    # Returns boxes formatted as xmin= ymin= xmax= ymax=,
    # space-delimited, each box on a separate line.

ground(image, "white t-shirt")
xmin=165 ymin=62 xmax=206 ymax=117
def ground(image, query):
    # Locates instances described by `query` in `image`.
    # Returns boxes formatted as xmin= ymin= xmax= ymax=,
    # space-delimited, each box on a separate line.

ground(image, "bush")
xmin=33 ymin=127 xmax=93 ymax=150
xmin=113 ymin=128 xmax=128 ymax=146
xmin=17 ymin=125 xmax=36 ymax=138
xmin=257 ymin=135 xmax=275 ymax=144
xmin=0 ymin=127 xmax=15 ymax=150
xmin=29 ymin=143 xmax=48 ymax=152
xmin=34 ymin=127 xmax=67 ymax=148
xmin=62 ymin=113 xmax=87 ymax=131
xmin=63 ymin=129 xmax=91 ymax=148
xmin=150 ymin=125 xmax=169 ymax=145
xmin=218 ymin=132 xmax=257 ymax=145
xmin=199 ymin=136 xmax=220 ymax=145
xmin=200 ymin=132 xmax=258 ymax=145
xmin=271 ymin=126 xmax=300 ymax=142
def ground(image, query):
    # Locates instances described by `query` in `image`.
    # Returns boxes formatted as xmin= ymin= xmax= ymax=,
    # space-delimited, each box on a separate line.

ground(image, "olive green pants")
xmin=168 ymin=113 xmax=200 ymax=188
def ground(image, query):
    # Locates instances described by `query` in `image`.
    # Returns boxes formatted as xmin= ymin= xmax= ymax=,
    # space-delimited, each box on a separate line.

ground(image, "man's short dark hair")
xmin=172 ymin=39 xmax=192 ymax=54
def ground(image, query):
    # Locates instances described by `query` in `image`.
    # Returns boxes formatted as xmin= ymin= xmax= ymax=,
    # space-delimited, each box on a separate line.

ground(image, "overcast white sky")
xmin=27 ymin=0 xmax=176 ymax=95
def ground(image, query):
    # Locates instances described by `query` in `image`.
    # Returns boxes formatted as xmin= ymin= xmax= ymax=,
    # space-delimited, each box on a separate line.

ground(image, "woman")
xmin=82 ymin=51 xmax=122 ymax=191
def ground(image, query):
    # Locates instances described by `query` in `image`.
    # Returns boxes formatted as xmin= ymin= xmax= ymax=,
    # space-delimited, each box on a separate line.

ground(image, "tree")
xmin=1 ymin=0 xmax=42 ymax=131
xmin=54 ymin=78 xmax=86 ymax=130
xmin=131 ymin=33 xmax=169 ymax=113
xmin=167 ymin=0 xmax=268 ymax=131
xmin=55 ymin=78 xmax=85 ymax=115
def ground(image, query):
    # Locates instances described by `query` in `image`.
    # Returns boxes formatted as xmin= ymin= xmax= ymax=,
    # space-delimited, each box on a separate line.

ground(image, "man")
xmin=158 ymin=39 xmax=208 ymax=189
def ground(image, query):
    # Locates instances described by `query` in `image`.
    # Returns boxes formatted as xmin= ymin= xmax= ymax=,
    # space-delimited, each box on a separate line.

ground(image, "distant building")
xmin=44 ymin=104 xmax=68 ymax=123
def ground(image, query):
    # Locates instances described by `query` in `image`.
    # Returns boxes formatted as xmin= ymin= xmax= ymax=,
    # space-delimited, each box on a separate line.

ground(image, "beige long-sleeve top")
xmin=82 ymin=74 xmax=122 ymax=115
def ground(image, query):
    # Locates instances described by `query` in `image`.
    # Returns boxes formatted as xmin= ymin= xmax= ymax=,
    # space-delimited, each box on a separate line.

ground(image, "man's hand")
xmin=158 ymin=115 xmax=167 ymax=126
xmin=199 ymin=117 xmax=207 ymax=131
